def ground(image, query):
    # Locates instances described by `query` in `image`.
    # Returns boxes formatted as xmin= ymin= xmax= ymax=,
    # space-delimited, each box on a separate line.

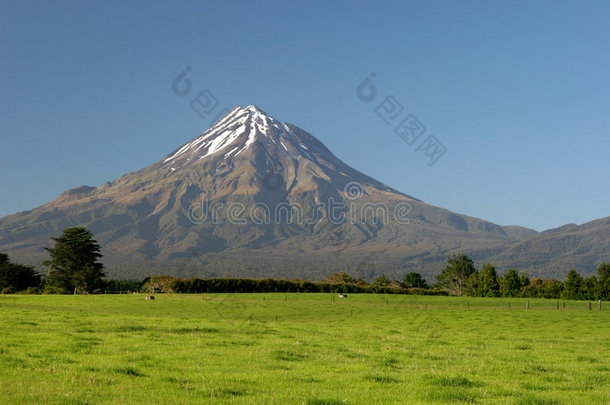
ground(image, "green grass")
xmin=0 ymin=294 xmax=608 ymax=404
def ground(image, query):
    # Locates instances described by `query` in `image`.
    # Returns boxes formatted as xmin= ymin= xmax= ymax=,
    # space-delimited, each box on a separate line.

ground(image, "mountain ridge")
xmin=0 ymin=105 xmax=607 ymax=280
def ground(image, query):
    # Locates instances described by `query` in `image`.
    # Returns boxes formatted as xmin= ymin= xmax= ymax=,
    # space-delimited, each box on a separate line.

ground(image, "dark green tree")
xmin=374 ymin=274 xmax=390 ymax=287
xmin=0 ymin=253 xmax=41 ymax=293
xmin=562 ymin=269 xmax=583 ymax=300
xmin=596 ymin=263 xmax=610 ymax=300
xmin=582 ymin=275 xmax=598 ymax=300
xmin=401 ymin=272 xmax=429 ymax=289
xmin=479 ymin=264 xmax=500 ymax=297
xmin=436 ymin=254 xmax=477 ymax=296
xmin=465 ymin=271 xmax=481 ymax=296
xmin=103 ymin=279 xmax=143 ymax=292
xmin=499 ymin=269 xmax=527 ymax=297
xmin=43 ymin=227 xmax=105 ymax=293
xmin=519 ymin=272 xmax=530 ymax=291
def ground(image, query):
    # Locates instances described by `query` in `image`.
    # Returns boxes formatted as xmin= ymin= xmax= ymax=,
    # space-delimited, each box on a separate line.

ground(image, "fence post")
xmin=599 ymin=299 xmax=602 ymax=311
xmin=526 ymin=300 xmax=529 ymax=309
xmin=588 ymin=302 xmax=592 ymax=310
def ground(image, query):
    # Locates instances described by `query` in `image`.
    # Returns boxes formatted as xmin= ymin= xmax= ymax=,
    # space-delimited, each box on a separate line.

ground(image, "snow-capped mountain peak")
xmin=161 ymin=105 xmax=318 ymax=167
xmin=1 ymin=103 xmax=544 ymax=281
xmin=155 ymin=104 xmax=406 ymax=201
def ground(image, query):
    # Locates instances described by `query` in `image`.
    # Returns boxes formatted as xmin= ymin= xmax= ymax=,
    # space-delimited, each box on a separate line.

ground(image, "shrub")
xmin=1 ymin=286 xmax=16 ymax=294
xmin=42 ymin=285 xmax=67 ymax=294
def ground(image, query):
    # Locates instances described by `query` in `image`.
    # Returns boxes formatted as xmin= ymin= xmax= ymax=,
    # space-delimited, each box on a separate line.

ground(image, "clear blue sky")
xmin=2 ymin=0 xmax=609 ymax=231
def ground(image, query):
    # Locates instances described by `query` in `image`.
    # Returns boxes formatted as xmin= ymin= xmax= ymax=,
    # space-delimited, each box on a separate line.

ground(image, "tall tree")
xmin=436 ymin=254 xmax=477 ymax=296
xmin=479 ymin=264 xmax=500 ymax=297
xmin=562 ymin=269 xmax=583 ymax=300
xmin=582 ymin=275 xmax=598 ymax=300
xmin=499 ymin=269 xmax=527 ymax=297
xmin=43 ymin=227 xmax=105 ymax=293
xmin=465 ymin=271 xmax=481 ymax=296
xmin=401 ymin=272 xmax=428 ymax=289
xmin=596 ymin=263 xmax=610 ymax=300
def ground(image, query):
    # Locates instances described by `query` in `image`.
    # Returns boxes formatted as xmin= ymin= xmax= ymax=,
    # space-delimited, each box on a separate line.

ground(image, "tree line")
xmin=435 ymin=254 xmax=610 ymax=300
xmin=1 ymin=227 xmax=609 ymax=300
xmin=139 ymin=274 xmax=445 ymax=295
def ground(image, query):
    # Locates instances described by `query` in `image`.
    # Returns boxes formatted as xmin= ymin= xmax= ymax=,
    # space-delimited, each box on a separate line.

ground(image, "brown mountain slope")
xmin=482 ymin=217 xmax=610 ymax=278
xmin=3 ymin=105 xmax=603 ymax=280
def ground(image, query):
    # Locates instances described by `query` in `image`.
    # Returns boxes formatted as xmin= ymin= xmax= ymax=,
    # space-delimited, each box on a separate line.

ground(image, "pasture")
xmin=0 ymin=293 xmax=608 ymax=404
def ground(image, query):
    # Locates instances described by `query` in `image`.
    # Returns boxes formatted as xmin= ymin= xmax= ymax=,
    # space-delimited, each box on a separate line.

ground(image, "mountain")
xmin=483 ymin=217 xmax=610 ymax=278
xmin=0 ymin=105 xmax=606 ymax=280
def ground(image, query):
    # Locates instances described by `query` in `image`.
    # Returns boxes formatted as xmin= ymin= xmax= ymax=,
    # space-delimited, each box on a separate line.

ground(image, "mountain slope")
xmin=2 ymin=105 xmax=604 ymax=280
xmin=484 ymin=217 xmax=610 ymax=278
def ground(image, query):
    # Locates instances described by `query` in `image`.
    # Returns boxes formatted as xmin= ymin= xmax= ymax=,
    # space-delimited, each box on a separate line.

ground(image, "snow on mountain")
xmin=162 ymin=105 xmax=321 ymax=166
xmin=0 ymin=104 xmax=553 ymax=280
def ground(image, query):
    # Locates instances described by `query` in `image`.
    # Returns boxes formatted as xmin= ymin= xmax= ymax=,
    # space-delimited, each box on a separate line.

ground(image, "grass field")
xmin=0 ymin=293 xmax=608 ymax=404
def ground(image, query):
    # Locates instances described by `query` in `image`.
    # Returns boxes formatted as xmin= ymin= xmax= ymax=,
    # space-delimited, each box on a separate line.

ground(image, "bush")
xmin=142 ymin=275 xmax=179 ymax=293
xmin=523 ymin=278 xmax=563 ymax=299
xmin=0 ymin=253 xmax=41 ymax=292
xmin=1 ymin=286 xmax=16 ymax=294
xmin=103 ymin=279 xmax=142 ymax=292
xmin=23 ymin=286 xmax=41 ymax=295
xmin=42 ymin=285 xmax=67 ymax=295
